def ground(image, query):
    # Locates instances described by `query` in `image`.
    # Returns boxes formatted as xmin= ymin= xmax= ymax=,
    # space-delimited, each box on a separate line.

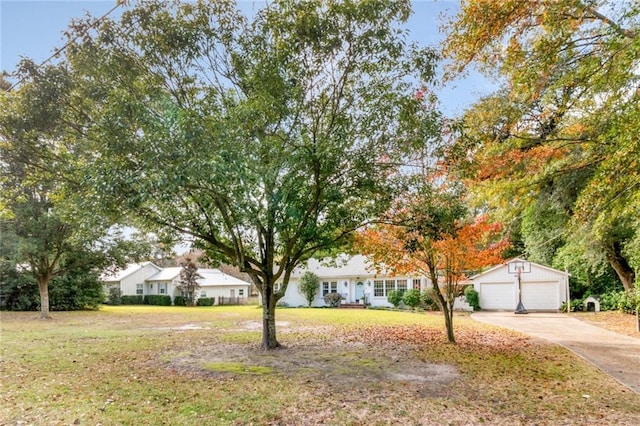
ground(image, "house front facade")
xmin=101 ymin=262 xmax=162 ymax=298
xmin=196 ymin=269 xmax=252 ymax=302
xmin=279 ymin=255 xmax=426 ymax=308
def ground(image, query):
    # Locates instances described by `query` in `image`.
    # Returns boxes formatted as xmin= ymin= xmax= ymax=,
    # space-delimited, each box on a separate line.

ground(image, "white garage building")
xmin=471 ymin=258 xmax=569 ymax=312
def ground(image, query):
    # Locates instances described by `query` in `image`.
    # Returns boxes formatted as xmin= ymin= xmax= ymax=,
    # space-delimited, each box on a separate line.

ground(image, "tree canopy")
xmin=356 ymin=180 xmax=507 ymax=343
xmin=0 ymin=62 xmax=144 ymax=318
xmin=58 ymin=0 xmax=438 ymax=348
xmin=443 ymin=0 xmax=640 ymax=291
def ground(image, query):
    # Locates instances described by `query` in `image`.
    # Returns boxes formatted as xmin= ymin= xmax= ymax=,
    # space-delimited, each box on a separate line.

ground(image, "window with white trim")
xmin=136 ymin=283 xmax=143 ymax=295
xmin=200 ymin=291 xmax=207 ymax=297
xmin=373 ymin=280 xmax=384 ymax=297
xmin=396 ymin=279 xmax=407 ymax=294
xmin=412 ymin=278 xmax=421 ymax=291
xmin=239 ymin=289 xmax=244 ymax=297
xmin=385 ymin=280 xmax=395 ymax=296
xmin=322 ymin=281 xmax=337 ymax=296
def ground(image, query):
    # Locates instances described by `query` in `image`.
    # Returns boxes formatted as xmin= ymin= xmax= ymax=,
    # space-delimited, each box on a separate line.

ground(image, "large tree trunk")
xmin=37 ymin=275 xmax=52 ymax=319
xmin=260 ymin=280 xmax=280 ymax=350
xmin=605 ymin=242 xmax=635 ymax=291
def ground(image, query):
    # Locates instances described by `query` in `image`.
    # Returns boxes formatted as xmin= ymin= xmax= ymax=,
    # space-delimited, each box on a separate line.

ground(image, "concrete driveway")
xmin=471 ymin=312 xmax=640 ymax=395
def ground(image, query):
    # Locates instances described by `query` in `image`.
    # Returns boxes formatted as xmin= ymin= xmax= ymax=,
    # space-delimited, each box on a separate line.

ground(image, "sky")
xmin=0 ymin=0 xmax=497 ymax=116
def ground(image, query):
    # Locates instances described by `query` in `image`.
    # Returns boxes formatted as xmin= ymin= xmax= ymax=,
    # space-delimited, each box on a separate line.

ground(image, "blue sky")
xmin=0 ymin=0 xmax=496 ymax=116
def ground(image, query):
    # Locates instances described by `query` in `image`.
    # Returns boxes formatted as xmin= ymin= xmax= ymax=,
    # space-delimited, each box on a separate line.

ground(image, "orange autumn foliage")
xmin=356 ymin=215 xmax=508 ymax=283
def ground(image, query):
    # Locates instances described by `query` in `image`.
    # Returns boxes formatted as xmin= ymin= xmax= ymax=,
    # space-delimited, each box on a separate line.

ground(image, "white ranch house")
xmin=278 ymin=256 xmax=568 ymax=312
xmin=277 ymin=255 xmax=471 ymax=310
xmin=101 ymin=262 xmax=251 ymax=304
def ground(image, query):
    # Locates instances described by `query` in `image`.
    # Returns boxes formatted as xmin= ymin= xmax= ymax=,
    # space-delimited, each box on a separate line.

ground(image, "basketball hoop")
xmin=508 ymin=260 xmax=531 ymax=314
xmin=508 ymin=260 xmax=531 ymax=275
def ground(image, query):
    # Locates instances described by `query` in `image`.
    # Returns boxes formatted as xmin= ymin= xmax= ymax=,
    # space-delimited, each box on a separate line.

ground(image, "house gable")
xmin=471 ymin=258 xmax=569 ymax=312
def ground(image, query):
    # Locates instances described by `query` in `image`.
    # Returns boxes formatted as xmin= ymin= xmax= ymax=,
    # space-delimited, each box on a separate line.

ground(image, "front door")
xmin=355 ymin=282 xmax=365 ymax=303
xmin=230 ymin=289 xmax=235 ymax=298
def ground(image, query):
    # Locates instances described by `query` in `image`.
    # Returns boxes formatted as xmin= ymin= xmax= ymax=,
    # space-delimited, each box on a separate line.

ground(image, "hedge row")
xmin=173 ymin=296 xmax=187 ymax=306
xmin=120 ymin=295 xmax=144 ymax=305
xmin=144 ymin=295 xmax=172 ymax=306
xmin=114 ymin=294 xmax=216 ymax=307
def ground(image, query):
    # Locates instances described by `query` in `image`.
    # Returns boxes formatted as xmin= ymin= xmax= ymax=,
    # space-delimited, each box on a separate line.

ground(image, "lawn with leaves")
xmin=572 ymin=311 xmax=639 ymax=337
xmin=1 ymin=306 xmax=638 ymax=425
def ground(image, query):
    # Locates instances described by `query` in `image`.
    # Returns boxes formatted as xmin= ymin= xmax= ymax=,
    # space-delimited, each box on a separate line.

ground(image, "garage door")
xmin=479 ymin=282 xmax=514 ymax=310
xmin=521 ymin=282 xmax=559 ymax=311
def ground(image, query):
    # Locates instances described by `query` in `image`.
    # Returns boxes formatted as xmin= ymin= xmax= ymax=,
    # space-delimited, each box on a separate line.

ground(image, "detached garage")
xmin=471 ymin=258 xmax=569 ymax=312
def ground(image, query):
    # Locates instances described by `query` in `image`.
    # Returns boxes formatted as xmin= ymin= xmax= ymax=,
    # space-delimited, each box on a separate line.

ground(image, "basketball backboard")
xmin=508 ymin=260 xmax=531 ymax=274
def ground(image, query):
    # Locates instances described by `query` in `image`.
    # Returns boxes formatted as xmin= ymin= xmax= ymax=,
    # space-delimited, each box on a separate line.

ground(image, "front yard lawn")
xmin=1 ymin=306 xmax=638 ymax=425
xmin=572 ymin=311 xmax=639 ymax=337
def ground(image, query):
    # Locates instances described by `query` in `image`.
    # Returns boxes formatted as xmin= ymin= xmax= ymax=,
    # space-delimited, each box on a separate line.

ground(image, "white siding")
xmin=478 ymin=282 xmax=515 ymax=310
xmin=199 ymin=285 xmax=251 ymax=302
xmin=281 ymin=279 xmax=316 ymax=307
xmin=120 ymin=264 xmax=162 ymax=296
xmin=472 ymin=260 xmax=569 ymax=312
xmin=521 ymin=282 xmax=561 ymax=311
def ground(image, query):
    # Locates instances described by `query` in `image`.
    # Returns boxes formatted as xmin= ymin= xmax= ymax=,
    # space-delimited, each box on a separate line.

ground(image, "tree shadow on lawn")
xmin=159 ymin=322 xmax=461 ymax=399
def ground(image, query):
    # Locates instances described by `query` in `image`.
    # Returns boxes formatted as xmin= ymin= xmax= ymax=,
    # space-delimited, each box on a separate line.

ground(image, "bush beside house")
xmin=144 ymin=295 xmax=172 ymax=306
xmin=120 ymin=295 xmax=144 ymax=305
xmin=196 ymin=297 xmax=215 ymax=306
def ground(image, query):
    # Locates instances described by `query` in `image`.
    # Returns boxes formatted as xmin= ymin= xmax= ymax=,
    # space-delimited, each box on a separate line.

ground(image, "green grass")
xmin=1 ymin=305 xmax=638 ymax=425
xmin=203 ymin=362 xmax=274 ymax=375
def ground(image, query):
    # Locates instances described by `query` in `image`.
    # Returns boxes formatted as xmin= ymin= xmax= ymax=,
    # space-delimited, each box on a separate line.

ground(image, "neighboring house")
xmin=102 ymin=263 xmax=252 ymax=305
xmin=471 ymin=258 xmax=569 ymax=312
xmin=101 ymin=262 xmax=162 ymax=298
xmin=196 ymin=269 xmax=252 ymax=302
xmin=145 ymin=267 xmax=183 ymax=298
xmin=278 ymin=255 xmax=427 ymax=308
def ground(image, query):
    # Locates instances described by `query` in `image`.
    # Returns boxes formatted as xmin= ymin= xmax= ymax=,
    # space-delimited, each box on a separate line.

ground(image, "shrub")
xmin=387 ymin=289 xmax=403 ymax=308
xmin=173 ymin=296 xmax=187 ymax=306
xmin=120 ymin=295 xmax=144 ymax=305
xmin=421 ymin=288 xmax=440 ymax=310
xmin=561 ymin=298 xmax=585 ymax=313
xmin=196 ymin=297 xmax=215 ymax=306
xmin=463 ymin=286 xmax=481 ymax=311
xmin=589 ymin=289 xmax=639 ymax=314
xmin=0 ymin=263 xmax=38 ymax=311
xmin=48 ymin=272 xmax=104 ymax=311
xmin=323 ymin=292 xmax=343 ymax=307
xmin=402 ymin=289 xmax=422 ymax=309
xmin=107 ymin=287 xmax=122 ymax=305
xmin=0 ymin=261 xmax=104 ymax=311
xmin=144 ymin=295 xmax=172 ymax=306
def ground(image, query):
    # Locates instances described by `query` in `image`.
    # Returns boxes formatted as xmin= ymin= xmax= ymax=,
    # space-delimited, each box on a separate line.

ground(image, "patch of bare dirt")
xmin=159 ymin=324 xmax=460 ymax=398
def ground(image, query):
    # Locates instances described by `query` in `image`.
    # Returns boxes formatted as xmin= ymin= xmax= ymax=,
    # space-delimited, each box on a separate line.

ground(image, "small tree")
xmin=176 ymin=259 xmax=201 ymax=307
xmin=357 ymin=192 xmax=507 ymax=344
xmin=298 ymin=272 xmax=320 ymax=307
xmin=108 ymin=287 xmax=122 ymax=305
